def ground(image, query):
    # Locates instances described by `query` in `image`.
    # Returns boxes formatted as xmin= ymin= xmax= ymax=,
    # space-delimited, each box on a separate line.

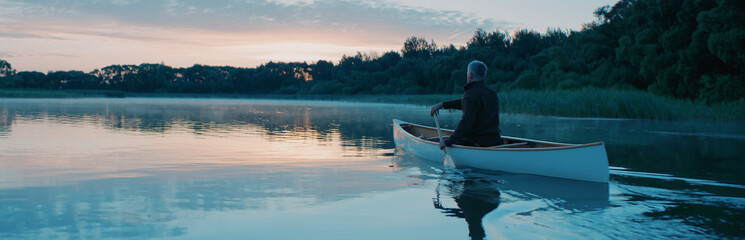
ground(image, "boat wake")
xmin=646 ymin=130 xmax=745 ymax=139
xmin=610 ymin=166 xmax=745 ymax=190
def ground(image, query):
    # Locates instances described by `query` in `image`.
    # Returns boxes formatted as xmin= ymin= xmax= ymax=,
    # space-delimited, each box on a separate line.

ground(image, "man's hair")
xmin=468 ymin=60 xmax=487 ymax=80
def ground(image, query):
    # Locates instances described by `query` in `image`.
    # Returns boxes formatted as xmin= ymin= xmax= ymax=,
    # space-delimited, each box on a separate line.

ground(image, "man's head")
xmin=467 ymin=60 xmax=487 ymax=82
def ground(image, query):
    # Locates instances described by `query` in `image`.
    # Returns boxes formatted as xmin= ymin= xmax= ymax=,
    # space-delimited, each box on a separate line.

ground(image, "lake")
xmin=1 ymin=98 xmax=743 ymax=239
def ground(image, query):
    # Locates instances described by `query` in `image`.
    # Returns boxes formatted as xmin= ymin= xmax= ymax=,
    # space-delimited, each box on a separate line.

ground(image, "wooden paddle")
xmin=433 ymin=115 xmax=456 ymax=169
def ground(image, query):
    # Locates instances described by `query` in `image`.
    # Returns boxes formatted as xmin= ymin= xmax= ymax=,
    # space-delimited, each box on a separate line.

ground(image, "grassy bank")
xmin=497 ymin=89 xmax=745 ymax=120
xmin=2 ymin=88 xmax=743 ymax=120
xmin=328 ymin=89 xmax=745 ymax=120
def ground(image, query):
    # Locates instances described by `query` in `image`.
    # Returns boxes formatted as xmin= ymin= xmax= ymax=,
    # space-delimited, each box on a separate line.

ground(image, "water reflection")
xmin=2 ymin=98 xmax=743 ymax=184
xmin=610 ymin=174 xmax=745 ymax=237
xmin=1 ymin=98 xmax=744 ymax=239
xmin=0 ymin=99 xmax=402 ymax=151
xmin=392 ymin=149 xmax=500 ymax=239
xmin=0 ymin=99 xmax=420 ymax=238
xmin=433 ymin=177 xmax=501 ymax=240
xmin=0 ymin=107 xmax=10 ymax=137
xmin=392 ymin=148 xmax=610 ymax=239
xmin=0 ymin=161 xmax=417 ymax=239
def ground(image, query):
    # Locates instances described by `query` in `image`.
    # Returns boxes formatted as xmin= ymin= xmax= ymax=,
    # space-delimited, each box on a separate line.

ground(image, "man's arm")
xmin=431 ymin=98 xmax=462 ymax=116
xmin=442 ymin=99 xmax=462 ymax=110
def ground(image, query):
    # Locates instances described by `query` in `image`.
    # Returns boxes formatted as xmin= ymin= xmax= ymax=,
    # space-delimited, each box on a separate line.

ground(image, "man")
xmin=430 ymin=60 xmax=502 ymax=149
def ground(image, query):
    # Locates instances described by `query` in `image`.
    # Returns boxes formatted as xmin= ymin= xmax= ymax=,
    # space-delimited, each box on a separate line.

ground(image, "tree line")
xmin=1 ymin=0 xmax=743 ymax=103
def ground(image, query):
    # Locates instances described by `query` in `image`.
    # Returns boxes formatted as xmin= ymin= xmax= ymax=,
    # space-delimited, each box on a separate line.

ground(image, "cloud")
xmin=0 ymin=52 xmax=77 ymax=59
xmin=33 ymin=53 xmax=78 ymax=58
xmin=2 ymin=0 xmax=524 ymax=71
xmin=0 ymin=32 xmax=65 ymax=40
xmin=3 ymin=0 xmax=513 ymax=45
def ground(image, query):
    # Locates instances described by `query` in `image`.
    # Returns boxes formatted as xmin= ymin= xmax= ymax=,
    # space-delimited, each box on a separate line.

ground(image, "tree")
xmin=402 ymin=36 xmax=437 ymax=59
xmin=377 ymin=51 xmax=401 ymax=69
xmin=0 ymin=59 xmax=15 ymax=88
xmin=468 ymin=29 xmax=509 ymax=51
xmin=510 ymin=30 xmax=550 ymax=58
xmin=11 ymin=71 xmax=46 ymax=88
xmin=137 ymin=63 xmax=175 ymax=92
xmin=311 ymin=60 xmax=334 ymax=81
xmin=0 ymin=59 xmax=12 ymax=78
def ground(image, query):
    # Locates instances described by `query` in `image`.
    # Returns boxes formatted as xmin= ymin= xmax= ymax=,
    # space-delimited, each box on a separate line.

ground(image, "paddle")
xmin=433 ymin=114 xmax=456 ymax=169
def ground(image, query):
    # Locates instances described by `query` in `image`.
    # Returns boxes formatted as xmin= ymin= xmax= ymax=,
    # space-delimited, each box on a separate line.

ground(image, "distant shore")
xmin=0 ymin=89 xmax=126 ymax=98
xmin=2 ymin=88 xmax=743 ymax=120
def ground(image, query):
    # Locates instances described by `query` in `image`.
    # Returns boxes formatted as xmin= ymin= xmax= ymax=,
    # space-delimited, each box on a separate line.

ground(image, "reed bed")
xmin=335 ymin=89 xmax=744 ymax=120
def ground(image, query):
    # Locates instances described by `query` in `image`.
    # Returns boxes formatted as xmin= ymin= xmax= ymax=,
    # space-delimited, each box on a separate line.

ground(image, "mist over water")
xmin=1 ymin=98 xmax=743 ymax=239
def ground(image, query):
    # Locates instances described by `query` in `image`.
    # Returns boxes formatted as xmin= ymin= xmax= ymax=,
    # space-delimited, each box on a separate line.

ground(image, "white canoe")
xmin=392 ymin=119 xmax=609 ymax=183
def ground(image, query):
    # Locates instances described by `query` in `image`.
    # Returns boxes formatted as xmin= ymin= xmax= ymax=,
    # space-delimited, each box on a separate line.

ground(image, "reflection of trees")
xmin=0 ymin=108 xmax=12 ymax=134
xmin=0 ymin=100 xmax=410 ymax=151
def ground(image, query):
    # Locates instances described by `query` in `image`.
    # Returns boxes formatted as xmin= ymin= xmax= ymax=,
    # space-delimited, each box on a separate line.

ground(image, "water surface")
xmin=1 ymin=98 xmax=743 ymax=239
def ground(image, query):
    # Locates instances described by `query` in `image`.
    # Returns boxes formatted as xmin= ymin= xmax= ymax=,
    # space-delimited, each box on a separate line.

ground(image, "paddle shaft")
xmin=433 ymin=115 xmax=447 ymax=154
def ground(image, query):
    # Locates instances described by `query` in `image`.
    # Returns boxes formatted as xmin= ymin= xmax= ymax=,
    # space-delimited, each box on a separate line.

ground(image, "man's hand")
xmin=439 ymin=140 xmax=446 ymax=150
xmin=430 ymin=102 xmax=444 ymax=116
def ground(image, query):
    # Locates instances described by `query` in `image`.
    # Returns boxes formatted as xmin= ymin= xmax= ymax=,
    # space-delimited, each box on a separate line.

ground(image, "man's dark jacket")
xmin=442 ymin=80 xmax=501 ymax=147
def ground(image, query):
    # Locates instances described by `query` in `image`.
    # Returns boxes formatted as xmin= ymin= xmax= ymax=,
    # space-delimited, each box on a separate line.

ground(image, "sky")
xmin=0 ymin=0 xmax=617 ymax=72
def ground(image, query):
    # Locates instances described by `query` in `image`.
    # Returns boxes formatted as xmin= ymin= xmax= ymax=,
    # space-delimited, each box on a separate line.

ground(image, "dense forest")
xmin=1 ymin=0 xmax=743 ymax=103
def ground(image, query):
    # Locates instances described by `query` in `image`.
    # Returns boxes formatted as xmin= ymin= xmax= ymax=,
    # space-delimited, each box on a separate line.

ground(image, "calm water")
xmin=1 ymin=98 xmax=743 ymax=239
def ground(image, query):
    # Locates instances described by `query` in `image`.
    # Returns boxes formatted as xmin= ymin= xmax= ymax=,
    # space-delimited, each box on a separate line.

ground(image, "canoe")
xmin=390 ymin=148 xmax=610 ymax=209
xmin=392 ymin=119 xmax=609 ymax=183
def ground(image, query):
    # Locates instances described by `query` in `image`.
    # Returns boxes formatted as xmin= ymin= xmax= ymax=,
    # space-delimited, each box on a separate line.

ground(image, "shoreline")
xmin=2 ymin=88 xmax=743 ymax=120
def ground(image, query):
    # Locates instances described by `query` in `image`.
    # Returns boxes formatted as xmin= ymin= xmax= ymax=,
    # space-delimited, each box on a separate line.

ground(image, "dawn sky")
xmin=0 ymin=0 xmax=617 ymax=72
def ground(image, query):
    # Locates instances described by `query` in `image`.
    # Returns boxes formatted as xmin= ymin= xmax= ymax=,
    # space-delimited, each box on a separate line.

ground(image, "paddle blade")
xmin=443 ymin=152 xmax=456 ymax=169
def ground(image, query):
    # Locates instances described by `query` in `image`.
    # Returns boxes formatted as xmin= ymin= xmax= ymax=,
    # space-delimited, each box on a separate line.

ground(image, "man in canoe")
xmin=430 ymin=60 xmax=502 ymax=149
